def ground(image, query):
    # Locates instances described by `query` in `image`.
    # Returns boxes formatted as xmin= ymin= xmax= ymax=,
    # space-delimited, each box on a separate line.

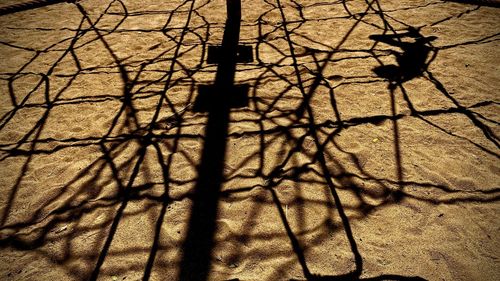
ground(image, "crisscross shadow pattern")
xmin=0 ymin=0 xmax=499 ymax=280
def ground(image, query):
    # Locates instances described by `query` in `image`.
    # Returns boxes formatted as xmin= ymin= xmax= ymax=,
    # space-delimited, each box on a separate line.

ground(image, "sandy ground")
xmin=0 ymin=0 xmax=499 ymax=280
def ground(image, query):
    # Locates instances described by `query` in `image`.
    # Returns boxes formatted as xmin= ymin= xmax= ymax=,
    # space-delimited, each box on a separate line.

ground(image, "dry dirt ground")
xmin=0 ymin=0 xmax=499 ymax=280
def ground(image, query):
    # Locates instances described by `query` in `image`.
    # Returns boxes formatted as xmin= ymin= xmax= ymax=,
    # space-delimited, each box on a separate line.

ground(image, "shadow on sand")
xmin=0 ymin=0 xmax=498 ymax=280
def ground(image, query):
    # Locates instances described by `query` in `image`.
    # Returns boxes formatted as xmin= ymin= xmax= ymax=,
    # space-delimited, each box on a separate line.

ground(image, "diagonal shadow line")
xmin=0 ymin=0 xmax=207 ymax=276
xmin=89 ymin=145 xmax=148 ymax=280
xmin=0 ymin=0 xmax=70 ymax=16
xmin=274 ymin=0 xmax=379 ymax=277
xmin=0 ymin=22 xmax=87 ymax=130
xmin=367 ymin=0 xmax=430 ymax=203
xmin=268 ymin=184 xmax=312 ymax=278
xmin=0 ymin=0 xmax=124 ymax=141
xmin=142 ymin=1 xmax=200 ymax=278
xmin=141 ymin=142 xmax=174 ymax=281
xmin=0 ymin=1 xmax=141 ymax=254
xmin=368 ymin=0 xmax=499 ymax=155
xmin=67 ymin=0 xmax=198 ymax=279
xmin=75 ymin=1 xmax=143 ymax=132
xmin=0 ymin=13 xmax=90 ymax=226
xmin=424 ymin=70 xmax=500 ymax=148
xmin=69 ymin=2 xmax=152 ymax=279
xmin=0 ymin=0 xmax=498 ymax=279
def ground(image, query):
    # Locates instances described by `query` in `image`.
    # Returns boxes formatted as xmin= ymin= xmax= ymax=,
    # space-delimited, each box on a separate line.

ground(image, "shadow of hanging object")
xmin=179 ymin=0 xmax=250 ymax=280
xmin=370 ymin=27 xmax=437 ymax=85
xmin=0 ymin=0 xmax=74 ymax=16
xmin=445 ymin=0 xmax=500 ymax=7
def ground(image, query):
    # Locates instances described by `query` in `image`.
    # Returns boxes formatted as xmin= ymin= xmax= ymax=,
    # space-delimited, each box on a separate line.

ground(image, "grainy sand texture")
xmin=0 ymin=0 xmax=499 ymax=280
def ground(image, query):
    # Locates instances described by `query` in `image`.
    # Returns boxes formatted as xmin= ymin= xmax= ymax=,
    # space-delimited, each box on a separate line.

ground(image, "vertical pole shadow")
xmin=179 ymin=0 xmax=243 ymax=280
